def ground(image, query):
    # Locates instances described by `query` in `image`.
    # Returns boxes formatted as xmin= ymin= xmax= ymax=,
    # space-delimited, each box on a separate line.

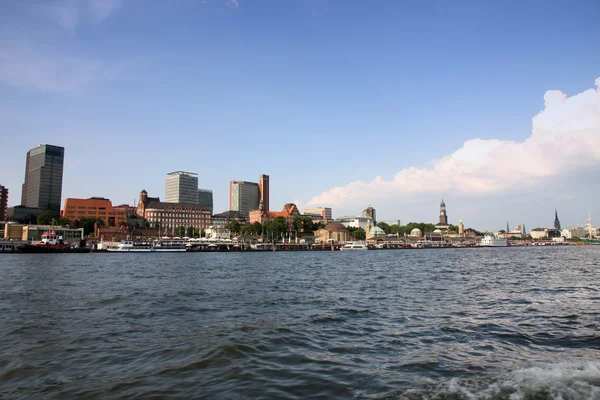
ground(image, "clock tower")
xmin=439 ymin=199 xmax=448 ymax=225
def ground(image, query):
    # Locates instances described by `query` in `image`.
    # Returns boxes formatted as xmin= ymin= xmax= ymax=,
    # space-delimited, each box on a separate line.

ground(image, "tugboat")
xmin=18 ymin=232 xmax=90 ymax=253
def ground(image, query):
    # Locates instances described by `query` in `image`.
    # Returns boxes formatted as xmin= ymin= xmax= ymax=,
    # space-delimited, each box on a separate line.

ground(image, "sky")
xmin=1 ymin=0 xmax=599 ymax=231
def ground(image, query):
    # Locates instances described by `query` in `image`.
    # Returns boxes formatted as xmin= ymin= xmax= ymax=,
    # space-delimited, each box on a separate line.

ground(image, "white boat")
xmin=340 ymin=242 xmax=369 ymax=251
xmin=107 ymin=239 xmax=187 ymax=252
xmin=480 ymin=235 xmax=508 ymax=247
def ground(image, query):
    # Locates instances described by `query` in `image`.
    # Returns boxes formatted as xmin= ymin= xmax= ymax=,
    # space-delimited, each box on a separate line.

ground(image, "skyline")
xmin=1 ymin=0 xmax=599 ymax=230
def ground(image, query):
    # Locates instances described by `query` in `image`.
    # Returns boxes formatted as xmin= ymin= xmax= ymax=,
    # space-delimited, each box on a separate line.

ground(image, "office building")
xmin=363 ymin=205 xmax=376 ymax=225
xmin=230 ymin=181 xmax=259 ymax=217
xmin=197 ymin=189 xmax=214 ymax=213
xmin=165 ymin=171 xmax=199 ymax=204
xmin=304 ymin=207 xmax=332 ymax=221
xmin=0 ymin=185 xmax=7 ymax=221
xmin=137 ymin=190 xmax=212 ymax=231
xmin=211 ymin=210 xmax=247 ymax=228
xmin=62 ymin=197 xmax=127 ymax=227
xmin=259 ymin=174 xmax=269 ymax=212
xmin=21 ymin=144 xmax=65 ymax=215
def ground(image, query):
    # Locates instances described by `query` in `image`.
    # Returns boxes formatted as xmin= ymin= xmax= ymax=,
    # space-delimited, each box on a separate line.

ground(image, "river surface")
xmin=1 ymin=247 xmax=600 ymax=399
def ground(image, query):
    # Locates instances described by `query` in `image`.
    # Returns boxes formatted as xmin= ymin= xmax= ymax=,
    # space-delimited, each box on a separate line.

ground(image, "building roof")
xmin=370 ymin=226 xmax=385 ymax=235
xmin=213 ymin=210 xmax=246 ymax=219
xmin=325 ymin=222 xmax=348 ymax=233
xmin=411 ymin=228 xmax=422 ymax=233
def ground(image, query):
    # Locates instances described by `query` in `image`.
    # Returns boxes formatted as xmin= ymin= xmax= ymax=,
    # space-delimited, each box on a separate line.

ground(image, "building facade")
xmin=304 ymin=207 xmax=332 ymax=221
xmin=334 ymin=215 xmax=373 ymax=230
xmin=230 ymin=181 xmax=259 ymax=217
xmin=211 ymin=210 xmax=247 ymax=228
xmin=314 ymin=222 xmax=349 ymax=243
xmin=259 ymin=174 xmax=269 ymax=212
xmin=197 ymin=189 xmax=214 ymax=213
xmin=62 ymin=197 xmax=127 ymax=227
xmin=21 ymin=144 xmax=65 ymax=215
xmin=0 ymin=185 xmax=7 ymax=221
xmin=363 ymin=206 xmax=376 ymax=225
xmin=165 ymin=171 xmax=199 ymax=203
xmin=6 ymin=206 xmax=44 ymax=223
xmin=205 ymin=226 xmax=231 ymax=240
xmin=249 ymin=203 xmax=301 ymax=226
xmin=137 ymin=190 xmax=212 ymax=231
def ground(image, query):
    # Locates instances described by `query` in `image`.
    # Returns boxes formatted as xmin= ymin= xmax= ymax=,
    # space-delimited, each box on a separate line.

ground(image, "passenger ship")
xmin=480 ymin=234 xmax=508 ymax=247
xmin=107 ymin=239 xmax=187 ymax=252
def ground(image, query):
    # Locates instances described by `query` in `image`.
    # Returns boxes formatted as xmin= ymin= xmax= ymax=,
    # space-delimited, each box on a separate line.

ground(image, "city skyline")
xmin=1 ymin=0 xmax=599 ymax=230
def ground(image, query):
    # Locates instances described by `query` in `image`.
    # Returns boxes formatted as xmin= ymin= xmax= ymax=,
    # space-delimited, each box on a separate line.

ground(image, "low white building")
xmin=334 ymin=216 xmax=373 ymax=230
xmin=204 ymin=226 xmax=230 ymax=240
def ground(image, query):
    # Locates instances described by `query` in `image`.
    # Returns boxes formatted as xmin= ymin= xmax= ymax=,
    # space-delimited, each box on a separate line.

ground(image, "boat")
xmin=340 ymin=242 xmax=369 ymax=251
xmin=17 ymin=232 xmax=90 ymax=253
xmin=107 ymin=239 xmax=187 ymax=252
xmin=480 ymin=234 xmax=508 ymax=247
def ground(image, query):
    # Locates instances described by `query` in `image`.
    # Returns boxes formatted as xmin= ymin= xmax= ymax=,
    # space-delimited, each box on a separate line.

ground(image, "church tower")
xmin=554 ymin=209 xmax=561 ymax=231
xmin=439 ymin=199 xmax=448 ymax=225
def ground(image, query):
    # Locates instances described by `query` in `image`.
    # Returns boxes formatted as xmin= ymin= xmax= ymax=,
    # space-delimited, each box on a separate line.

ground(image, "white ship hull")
xmin=480 ymin=235 xmax=508 ymax=247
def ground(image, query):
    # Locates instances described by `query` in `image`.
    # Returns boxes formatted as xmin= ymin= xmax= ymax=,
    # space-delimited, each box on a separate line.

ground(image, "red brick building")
xmin=62 ymin=197 xmax=127 ymax=227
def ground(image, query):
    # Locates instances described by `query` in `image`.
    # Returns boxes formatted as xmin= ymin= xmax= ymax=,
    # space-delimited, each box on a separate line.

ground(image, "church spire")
xmin=554 ymin=209 xmax=561 ymax=231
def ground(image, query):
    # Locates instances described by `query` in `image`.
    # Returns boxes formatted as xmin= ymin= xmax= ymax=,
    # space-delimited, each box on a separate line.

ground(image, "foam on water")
xmin=420 ymin=361 xmax=600 ymax=399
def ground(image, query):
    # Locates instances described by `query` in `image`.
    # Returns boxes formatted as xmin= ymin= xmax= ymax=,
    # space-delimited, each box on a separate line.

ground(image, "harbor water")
xmin=1 ymin=247 xmax=600 ymax=399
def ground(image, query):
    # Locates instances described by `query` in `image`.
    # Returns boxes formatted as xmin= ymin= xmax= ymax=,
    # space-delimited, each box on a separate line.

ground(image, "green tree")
xmin=350 ymin=227 xmax=366 ymax=240
xmin=108 ymin=217 xmax=116 ymax=227
xmin=37 ymin=210 xmax=58 ymax=225
xmin=57 ymin=217 xmax=71 ymax=227
xmin=251 ymin=221 xmax=263 ymax=235
xmin=75 ymin=217 xmax=103 ymax=236
xmin=376 ymin=222 xmax=391 ymax=234
xmin=228 ymin=219 xmax=241 ymax=234
xmin=302 ymin=216 xmax=314 ymax=233
xmin=175 ymin=226 xmax=186 ymax=236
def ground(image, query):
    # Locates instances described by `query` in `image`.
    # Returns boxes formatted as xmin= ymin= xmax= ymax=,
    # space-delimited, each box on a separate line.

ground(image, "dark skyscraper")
xmin=259 ymin=174 xmax=269 ymax=212
xmin=0 ymin=185 xmax=8 ymax=221
xmin=21 ymin=144 xmax=65 ymax=215
xmin=554 ymin=209 xmax=561 ymax=231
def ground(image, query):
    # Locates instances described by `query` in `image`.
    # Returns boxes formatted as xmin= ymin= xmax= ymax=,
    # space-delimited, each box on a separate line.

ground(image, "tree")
xmin=251 ymin=222 xmax=262 ymax=235
xmin=37 ymin=210 xmax=58 ymax=225
xmin=350 ymin=227 xmax=366 ymax=240
xmin=175 ymin=226 xmax=186 ymax=236
xmin=108 ymin=217 xmax=116 ymax=227
xmin=228 ymin=219 xmax=241 ymax=234
xmin=302 ymin=216 xmax=314 ymax=233
xmin=75 ymin=217 xmax=103 ymax=236
xmin=119 ymin=221 xmax=128 ymax=227
xmin=376 ymin=222 xmax=391 ymax=234
xmin=57 ymin=217 xmax=71 ymax=227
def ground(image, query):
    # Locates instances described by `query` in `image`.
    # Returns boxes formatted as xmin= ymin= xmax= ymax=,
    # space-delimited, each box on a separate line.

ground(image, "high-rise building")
xmin=197 ymin=189 xmax=214 ymax=213
xmin=230 ymin=181 xmax=259 ymax=217
xmin=259 ymin=174 xmax=270 ymax=212
xmin=165 ymin=171 xmax=199 ymax=203
xmin=21 ymin=144 xmax=65 ymax=215
xmin=363 ymin=205 xmax=377 ymax=225
xmin=0 ymin=185 xmax=8 ymax=221
xmin=304 ymin=207 xmax=332 ymax=221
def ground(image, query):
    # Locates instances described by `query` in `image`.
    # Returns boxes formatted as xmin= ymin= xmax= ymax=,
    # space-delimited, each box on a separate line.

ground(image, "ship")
xmin=106 ymin=239 xmax=187 ymax=253
xmin=479 ymin=234 xmax=508 ymax=247
xmin=18 ymin=232 xmax=90 ymax=253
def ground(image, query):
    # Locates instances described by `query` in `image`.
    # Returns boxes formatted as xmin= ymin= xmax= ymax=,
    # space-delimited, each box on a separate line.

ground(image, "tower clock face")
xmin=441 ymin=211 xmax=445 ymax=216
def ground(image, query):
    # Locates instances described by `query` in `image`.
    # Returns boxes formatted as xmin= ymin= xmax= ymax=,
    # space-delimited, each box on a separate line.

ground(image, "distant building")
xmin=197 ymin=189 xmax=214 ymax=213
xmin=211 ymin=210 xmax=247 ymax=228
xmin=249 ymin=203 xmax=301 ymax=226
xmin=363 ymin=206 xmax=376 ymax=225
xmin=530 ymin=228 xmax=548 ymax=239
xmin=4 ymin=223 xmax=83 ymax=242
xmin=0 ymin=185 xmax=7 ymax=221
xmin=205 ymin=226 xmax=231 ymax=240
xmin=113 ymin=204 xmax=138 ymax=217
xmin=304 ymin=207 xmax=332 ymax=221
xmin=335 ymin=215 xmax=373 ymax=230
xmin=438 ymin=199 xmax=448 ymax=225
xmin=165 ymin=171 xmax=199 ymax=204
xmin=366 ymin=220 xmax=386 ymax=240
xmin=6 ymin=206 xmax=44 ymax=224
xmin=458 ymin=220 xmax=464 ymax=236
xmin=314 ymin=222 xmax=349 ymax=243
xmin=230 ymin=181 xmax=259 ymax=217
xmin=21 ymin=144 xmax=65 ymax=215
xmin=137 ymin=190 xmax=211 ymax=231
xmin=554 ymin=209 xmax=561 ymax=231
xmin=62 ymin=197 xmax=127 ymax=227
xmin=259 ymin=174 xmax=270 ymax=212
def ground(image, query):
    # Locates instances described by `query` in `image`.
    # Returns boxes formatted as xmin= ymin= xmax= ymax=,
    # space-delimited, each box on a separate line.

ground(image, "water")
xmin=1 ymin=247 xmax=600 ymax=399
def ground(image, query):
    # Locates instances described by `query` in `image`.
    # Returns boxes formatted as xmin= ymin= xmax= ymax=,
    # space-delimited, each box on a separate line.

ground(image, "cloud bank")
xmin=308 ymin=78 xmax=600 ymax=208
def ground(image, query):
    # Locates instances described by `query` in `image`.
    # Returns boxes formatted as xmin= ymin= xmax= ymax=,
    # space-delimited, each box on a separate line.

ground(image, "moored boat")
xmin=480 ymin=234 xmax=508 ymax=247
xmin=107 ymin=239 xmax=187 ymax=252
xmin=17 ymin=232 xmax=90 ymax=253
xmin=340 ymin=242 xmax=369 ymax=251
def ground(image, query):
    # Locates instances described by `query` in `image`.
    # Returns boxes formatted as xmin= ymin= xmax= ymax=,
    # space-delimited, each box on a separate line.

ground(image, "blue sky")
xmin=1 ymin=0 xmax=599 ymax=230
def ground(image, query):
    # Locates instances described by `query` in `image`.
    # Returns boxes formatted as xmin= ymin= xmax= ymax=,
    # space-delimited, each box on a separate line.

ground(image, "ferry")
xmin=480 ymin=234 xmax=508 ymax=247
xmin=17 ymin=232 xmax=90 ymax=253
xmin=107 ymin=239 xmax=187 ymax=252
xmin=340 ymin=242 xmax=369 ymax=251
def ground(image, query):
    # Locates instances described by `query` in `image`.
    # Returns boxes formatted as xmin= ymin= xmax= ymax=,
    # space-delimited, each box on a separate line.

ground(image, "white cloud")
xmin=226 ymin=0 xmax=240 ymax=10
xmin=33 ymin=0 xmax=123 ymax=32
xmin=308 ymin=78 xmax=600 ymax=209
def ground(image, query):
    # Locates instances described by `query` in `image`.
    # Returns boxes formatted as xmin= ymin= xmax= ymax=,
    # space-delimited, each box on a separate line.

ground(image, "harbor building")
xmin=335 ymin=215 xmax=373 ymax=230
xmin=304 ymin=207 xmax=332 ymax=221
xmin=62 ymin=197 xmax=127 ymax=227
xmin=249 ymin=203 xmax=301 ymax=226
xmin=165 ymin=171 xmax=199 ymax=204
xmin=197 ymin=189 xmax=214 ymax=213
xmin=4 ymin=223 xmax=83 ymax=242
xmin=21 ymin=144 xmax=65 ymax=215
xmin=137 ymin=190 xmax=212 ymax=231
xmin=230 ymin=181 xmax=259 ymax=217
xmin=314 ymin=222 xmax=350 ymax=243
xmin=259 ymin=174 xmax=270 ymax=212
xmin=0 ymin=185 xmax=7 ymax=221
xmin=211 ymin=210 xmax=247 ymax=228
xmin=363 ymin=206 xmax=376 ymax=225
